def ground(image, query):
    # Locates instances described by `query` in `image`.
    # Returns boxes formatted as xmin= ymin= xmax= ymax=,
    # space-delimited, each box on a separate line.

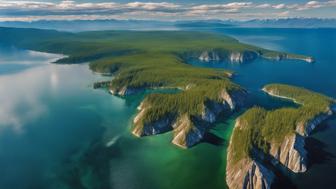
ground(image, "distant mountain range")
xmin=0 ymin=18 xmax=335 ymax=31
xmin=236 ymin=18 xmax=336 ymax=28
xmin=176 ymin=18 xmax=336 ymax=28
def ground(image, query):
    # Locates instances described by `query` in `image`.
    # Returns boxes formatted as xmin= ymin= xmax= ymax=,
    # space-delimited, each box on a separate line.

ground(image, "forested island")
xmin=1 ymin=27 xmax=331 ymax=189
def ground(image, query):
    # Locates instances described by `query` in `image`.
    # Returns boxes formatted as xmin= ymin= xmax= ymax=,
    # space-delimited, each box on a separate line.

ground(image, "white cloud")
xmin=0 ymin=1 xmax=335 ymax=21
xmin=278 ymin=11 xmax=290 ymax=17
xmin=256 ymin=4 xmax=271 ymax=8
xmin=272 ymin=4 xmax=286 ymax=9
xmin=296 ymin=1 xmax=323 ymax=10
xmin=191 ymin=2 xmax=252 ymax=11
xmin=126 ymin=2 xmax=180 ymax=10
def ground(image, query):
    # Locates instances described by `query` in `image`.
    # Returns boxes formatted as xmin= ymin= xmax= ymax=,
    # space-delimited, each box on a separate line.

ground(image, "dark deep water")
xmin=189 ymin=28 xmax=336 ymax=189
xmin=0 ymin=28 xmax=335 ymax=189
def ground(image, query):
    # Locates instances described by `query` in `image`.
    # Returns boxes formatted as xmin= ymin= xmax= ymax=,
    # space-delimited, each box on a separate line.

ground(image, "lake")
xmin=0 ymin=28 xmax=335 ymax=189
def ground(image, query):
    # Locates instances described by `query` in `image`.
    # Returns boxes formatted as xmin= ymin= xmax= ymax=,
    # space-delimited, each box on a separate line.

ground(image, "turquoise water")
xmin=0 ymin=46 xmax=241 ymax=189
xmin=0 ymin=28 xmax=335 ymax=189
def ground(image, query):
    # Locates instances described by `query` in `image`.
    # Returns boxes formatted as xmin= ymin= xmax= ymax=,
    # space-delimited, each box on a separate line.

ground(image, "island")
xmin=226 ymin=84 xmax=336 ymax=189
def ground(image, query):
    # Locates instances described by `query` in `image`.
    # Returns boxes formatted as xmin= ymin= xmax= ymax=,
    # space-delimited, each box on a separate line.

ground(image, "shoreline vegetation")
xmin=227 ymin=84 xmax=336 ymax=189
xmin=1 ymin=27 xmax=328 ymax=189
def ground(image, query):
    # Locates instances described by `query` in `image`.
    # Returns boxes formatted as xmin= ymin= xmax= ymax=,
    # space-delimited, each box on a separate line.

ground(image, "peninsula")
xmin=226 ymin=84 xmax=336 ymax=189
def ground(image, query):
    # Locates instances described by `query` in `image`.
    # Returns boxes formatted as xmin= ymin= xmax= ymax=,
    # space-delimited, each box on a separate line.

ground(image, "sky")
xmin=0 ymin=0 xmax=335 ymax=21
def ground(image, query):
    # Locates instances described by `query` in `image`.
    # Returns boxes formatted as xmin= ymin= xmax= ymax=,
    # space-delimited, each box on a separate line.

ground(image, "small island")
xmin=226 ymin=84 xmax=336 ymax=189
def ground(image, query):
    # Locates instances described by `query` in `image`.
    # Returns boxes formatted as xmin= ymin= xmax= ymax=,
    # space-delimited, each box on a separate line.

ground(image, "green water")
xmin=0 ymin=47 xmax=241 ymax=189
xmin=2 ymin=28 xmax=336 ymax=189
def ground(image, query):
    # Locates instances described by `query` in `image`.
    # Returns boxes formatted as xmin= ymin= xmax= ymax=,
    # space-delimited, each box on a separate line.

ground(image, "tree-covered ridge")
xmin=230 ymin=84 xmax=336 ymax=163
xmin=136 ymin=79 xmax=242 ymax=125
xmin=263 ymin=84 xmax=335 ymax=108
xmin=0 ymin=27 xmax=312 ymax=93
xmin=0 ymin=27 xmax=310 ymax=64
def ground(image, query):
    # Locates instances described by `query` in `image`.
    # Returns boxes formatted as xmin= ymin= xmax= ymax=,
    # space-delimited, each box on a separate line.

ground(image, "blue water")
xmin=0 ymin=28 xmax=335 ymax=189
xmin=189 ymin=28 xmax=336 ymax=188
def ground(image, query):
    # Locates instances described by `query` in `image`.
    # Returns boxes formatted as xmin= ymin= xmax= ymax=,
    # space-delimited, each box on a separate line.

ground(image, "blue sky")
xmin=0 ymin=0 xmax=335 ymax=21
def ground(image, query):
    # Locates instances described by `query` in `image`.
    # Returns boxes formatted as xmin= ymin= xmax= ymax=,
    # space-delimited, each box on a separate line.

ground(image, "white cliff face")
xmin=133 ymin=111 xmax=173 ymax=137
xmin=132 ymin=89 xmax=247 ymax=148
xmin=109 ymin=86 xmax=142 ymax=96
xmin=226 ymin=121 xmax=275 ymax=189
xmin=198 ymin=51 xmax=220 ymax=62
xmin=269 ymin=134 xmax=307 ymax=173
xmin=229 ymin=52 xmax=244 ymax=63
xmin=221 ymin=89 xmax=247 ymax=110
xmin=296 ymin=111 xmax=333 ymax=136
xmin=198 ymin=51 xmax=258 ymax=63
xmin=227 ymin=159 xmax=274 ymax=189
xmin=172 ymin=114 xmax=205 ymax=148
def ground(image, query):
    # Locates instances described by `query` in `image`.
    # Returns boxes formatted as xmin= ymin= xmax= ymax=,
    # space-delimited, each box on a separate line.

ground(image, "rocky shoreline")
xmin=226 ymin=86 xmax=336 ymax=189
xmin=132 ymin=89 xmax=247 ymax=148
xmin=196 ymin=50 xmax=314 ymax=64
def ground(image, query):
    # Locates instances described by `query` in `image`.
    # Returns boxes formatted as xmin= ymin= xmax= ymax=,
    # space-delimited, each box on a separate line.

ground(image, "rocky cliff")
xmin=197 ymin=50 xmax=258 ymax=63
xmin=195 ymin=50 xmax=313 ymax=64
xmin=226 ymin=84 xmax=336 ymax=189
xmin=133 ymin=89 xmax=247 ymax=148
xmin=269 ymin=134 xmax=307 ymax=173
xmin=226 ymin=120 xmax=275 ymax=189
xmin=109 ymin=86 xmax=144 ymax=96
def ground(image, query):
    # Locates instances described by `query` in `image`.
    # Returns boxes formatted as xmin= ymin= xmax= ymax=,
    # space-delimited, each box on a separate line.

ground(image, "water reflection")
xmin=0 ymin=47 xmax=127 ymax=189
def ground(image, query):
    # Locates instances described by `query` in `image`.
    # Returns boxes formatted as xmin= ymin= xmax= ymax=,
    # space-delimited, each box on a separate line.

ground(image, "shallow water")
xmin=0 ymin=46 xmax=242 ymax=189
xmin=0 ymin=28 xmax=335 ymax=189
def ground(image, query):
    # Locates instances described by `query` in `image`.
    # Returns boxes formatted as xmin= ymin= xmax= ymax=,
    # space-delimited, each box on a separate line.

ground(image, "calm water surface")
xmin=0 ymin=28 xmax=335 ymax=189
xmin=191 ymin=28 xmax=336 ymax=188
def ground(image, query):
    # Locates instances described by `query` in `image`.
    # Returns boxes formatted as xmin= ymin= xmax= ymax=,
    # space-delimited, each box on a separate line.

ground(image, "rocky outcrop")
xmin=109 ymin=86 xmax=144 ymax=96
xmin=198 ymin=51 xmax=220 ymax=62
xmin=296 ymin=111 xmax=333 ymax=136
xmin=226 ymin=121 xmax=311 ymax=189
xmin=172 ymin=114 xmax=207 ymax=148
xmin=269 ymin=134 xmax=307 ymax=173
xmin=132 ymin=89 xmax=247 ymax=148
xmin=196 ymin=50 xmax=313 ymax=64
xmin=198 ymin=50 xmax=258 ymax=63
xmin=226 ymin=120 xmax=275 ymax=189
xmin=226 ymin=87 xmax=336 ymax=189
xmin=261 ymin=54 xmax=314 ymax=63
xmin=132 ymin=102 xmax=174 ymax=137
xmin=226 ymin=159 xmax=275 ymax=189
